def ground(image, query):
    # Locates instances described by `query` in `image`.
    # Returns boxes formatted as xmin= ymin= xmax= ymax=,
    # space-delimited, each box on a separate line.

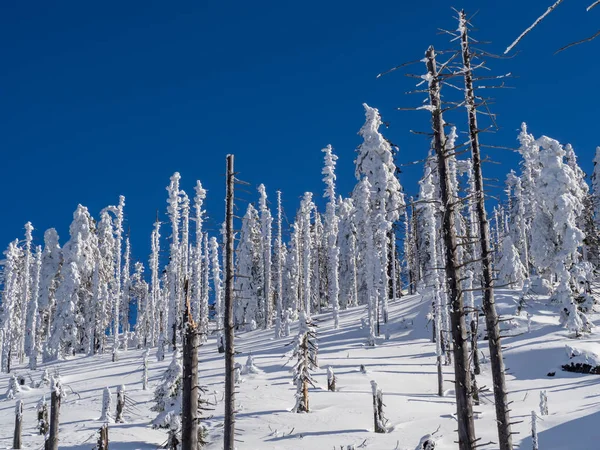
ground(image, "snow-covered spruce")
xmin=152 ymin=350 xmax=183 ymax=428
xmin=290 ymin=312 xmax=318 ymax=413
xmin=322 ymin=145 xmax=341 ymax=329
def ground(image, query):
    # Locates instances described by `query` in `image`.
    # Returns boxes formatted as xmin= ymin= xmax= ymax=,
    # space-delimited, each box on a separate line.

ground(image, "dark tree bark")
xmin=425 ymin=46 xmax=477 ymax=450
xmin=46 ymin=380 xmax=62 ymax=450
xmin=14 ymin=400 xmax=22 ymax=449
xmin=182 ymin=279 xmax=199 ymax=450
xmin=223 ymin=155 xmax=236 ymax=450
xmin=115 ymin=386 xmax=125 ymax=424
xmin=459 ymin=11 xmax=513 ymax=450
xmin=97 ymin=424 xmax=109 ymax=450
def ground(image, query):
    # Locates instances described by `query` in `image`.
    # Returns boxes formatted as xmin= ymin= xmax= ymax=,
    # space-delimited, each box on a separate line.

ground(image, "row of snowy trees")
xmin=0 ymin=102 xmax=405 ymax=372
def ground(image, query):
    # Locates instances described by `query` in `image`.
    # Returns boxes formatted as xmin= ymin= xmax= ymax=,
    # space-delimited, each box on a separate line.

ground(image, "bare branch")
xmin=555 ymin=29 xmax=600 ymax=54
xmin=505 ymin=0 xmax=566 ymax=54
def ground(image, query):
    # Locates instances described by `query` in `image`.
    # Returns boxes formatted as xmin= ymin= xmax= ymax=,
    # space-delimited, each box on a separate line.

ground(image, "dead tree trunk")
xmin=370 ymin=380 xmax=387 ymax=433
xmin=223 ymin=154 xmax=236 ymax=450
xmin=115 ymin=385 xmax=125 ymax=424
xmin=182 ymin=279 xmax=199 ymax=450
xmin=459 ymin=11 xmax=513 ymax=450
xmin=46 ymin=379 xmax=62 ymax=450
xmin=14 ymin=400 xmax=23 ymax=449
xmin=97 ymin=424 xmax=109 ymax=450
xmin=425 ymin=45 xmax=476 ymax=450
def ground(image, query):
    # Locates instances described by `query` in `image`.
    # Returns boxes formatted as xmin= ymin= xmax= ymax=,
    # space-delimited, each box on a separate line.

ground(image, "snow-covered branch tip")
xmin=505 ymin=0 xmax=565 ymax=54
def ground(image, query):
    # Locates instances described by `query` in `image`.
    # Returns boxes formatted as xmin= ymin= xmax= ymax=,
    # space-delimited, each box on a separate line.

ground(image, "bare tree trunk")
xmin=223 ymin=155 xmax=236 ymax=450
xmin=115 ymin=386 xmax=125 ymax=424
xmin=425 ymin=45 xmax=476 ymax=450
xmin=459 ymin=11 xmax=513 ymax=450
xmin=97 ymin=424 xmax=109 ymax=450
xmin=182 ymin=279 xmax=199 ymax=450
xmin=47 ymin=380 xmax=62 ymax=450
xmin=14 ymin=400 xmax=22 ymax=449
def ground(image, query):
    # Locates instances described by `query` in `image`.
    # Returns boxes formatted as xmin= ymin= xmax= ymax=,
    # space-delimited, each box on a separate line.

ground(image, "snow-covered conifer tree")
xmin=355 ymin=104 xmax=405 ymax=326
xmin=201 ymin=232 xmax=210 ymax=342
xmin=354 ymin=179 xmax=377 ymax=346
xmin=28 ymin=246 xmax=42 ymax=369
xmin=38 ymin=229 xmax=62 ymax=346
xmin=47 ymin=206 xmax=96 ymax=360
xmin=121 ymin=237 xmax=131 ymax=349
xmin=193 ymin=181 xmax=207 ymax=331
xmin=274 ymin=191 xmax=284 ymax=338
xmin=235 ymin=205 xmax=262 ymax=329
xmin=338 ymin=197 xmax=358 ymax=309
xmin=299 ymin=193 xmax=314 ymax=317
xmin=497 ymin=236 xmax=527 ymax=289
xmin=530 ymin=136 xmax=588 ymax=334
xmin=1 ymin=240 xmax=23 ymax=372
xmin=152 ymin=350 xmax=183 ymax=428
xmin=290 ymin=312 xmax=317 ymax=413
xmin=20 ymin=222 xmax=33 ymax=363
xmin=150 ymin=220 xmax=161 ymax=346
xmin=322 ymin=145 xmax=341 ymax=328
xmin=209 ymin=237 xmax=224 ymax=351
xmin=166 ymin=174 xmax=181 ymax=349
xmin=258 ymin=184 xmax=273 ymax=329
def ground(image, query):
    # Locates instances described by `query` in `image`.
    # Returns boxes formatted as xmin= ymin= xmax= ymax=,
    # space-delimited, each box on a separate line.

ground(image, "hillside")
xmin=2 ymin=290 xmax=600 ymax=449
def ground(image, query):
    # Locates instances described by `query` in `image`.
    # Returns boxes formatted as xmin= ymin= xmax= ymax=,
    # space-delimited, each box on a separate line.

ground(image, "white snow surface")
xmin=2 ymin=290 xmax=600 ymax=449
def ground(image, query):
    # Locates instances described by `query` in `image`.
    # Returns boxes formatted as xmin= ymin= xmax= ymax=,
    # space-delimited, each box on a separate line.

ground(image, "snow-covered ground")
xmin=2 ymin=290 xmax=600 ymax=450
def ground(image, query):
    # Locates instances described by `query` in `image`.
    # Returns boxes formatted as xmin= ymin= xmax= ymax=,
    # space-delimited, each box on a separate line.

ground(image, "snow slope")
xmin=2 ymin=290 xmax=600 ymax=450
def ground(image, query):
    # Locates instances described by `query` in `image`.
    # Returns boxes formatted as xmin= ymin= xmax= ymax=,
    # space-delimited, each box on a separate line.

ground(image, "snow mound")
xmin=562 ymin=345 xmax=600 ymax=374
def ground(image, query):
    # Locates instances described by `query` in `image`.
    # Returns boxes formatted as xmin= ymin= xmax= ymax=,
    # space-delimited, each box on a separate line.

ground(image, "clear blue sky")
xmin=1 ymin=0 xmax=598 ymax=262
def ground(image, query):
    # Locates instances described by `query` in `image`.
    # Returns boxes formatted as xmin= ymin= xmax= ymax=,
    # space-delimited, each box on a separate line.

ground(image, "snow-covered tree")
xmin=530 ymin=136 xmax=588 ymax=334
xmin=166 ymin=174 xmax=181 ymax=349
xmin=193 ymin=181 xmax=207 ymax=334
xmin=354 ymin=179 xmax=377 ymax=346
xmin=152 ymin=350 xmax=183 ymax=428
xmin=149 ymin=220 xmax=161 ymax=346
xmin=299 ymin=193 xmax=314 ymax=317
xmin=131 ymin=262 xmax=149 ymax=347
xmin=338 ymin=197 xmax=358 ymax=309
xmin=20 ymin=222 xmax=33 ymax=363
xmin=209 ymin=237 xmax=224 ymax=352
xmin=38 ymin=229 xmax=62 ymax=345
xmin=497 ymin=236 xmax=527 ymax=289
xmin=1 ymin=240 xmax=23 ymax=372
xmin=258 ymin=184 xmax=273 ymax=329
xmin=354 ymin=104 xmax=405 ymax=333
xmin=236 ymin=204 xmax=262 ymax=330
xmin=290 ymin=312 xmax=318 ymax=413
xmin=48 ymin=205 xmax=97 ymax=360
xmin=28 ymin=246 xmax=42 ymax=369
xmin=274 ymin=191 xmax=285 ymax=339
xmin=322 ymin=145 xmax=341 ymax=328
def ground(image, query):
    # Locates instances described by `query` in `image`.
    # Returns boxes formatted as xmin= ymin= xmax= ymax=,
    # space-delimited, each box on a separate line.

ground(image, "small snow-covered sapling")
xmin=6 ymin=374 xmax=20 ymax=399
xmin=37 ymin=396 xmax=49 ymax=435
xmin=234 ymin=362 xmax=243 ymax=385
xmin=100 ymin=387 xmax=113 ymax=422
xmin=242 ymin=354 xmax=260 ymax=375
xmin=327 ymin=366 xmax=336 ymax=392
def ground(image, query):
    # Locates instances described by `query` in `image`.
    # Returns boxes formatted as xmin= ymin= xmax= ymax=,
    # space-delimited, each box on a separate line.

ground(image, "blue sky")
xmin=1 ymin=0 xmax=598 ymax=262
